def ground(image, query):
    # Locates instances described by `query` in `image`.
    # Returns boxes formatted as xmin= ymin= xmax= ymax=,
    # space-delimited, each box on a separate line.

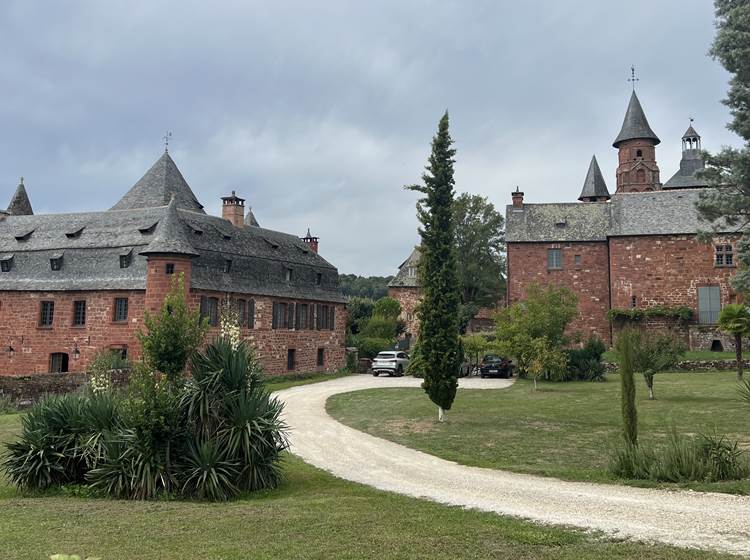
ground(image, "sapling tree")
xmin=718 ymin=303 xmax=750 ymax=381
xmin=616 ymin=328 xmax=639 ymax=446
xmin=407 ymin=112 xmax=461 ymax=422
xmin=626 ymin=330 xmax=685 ymax=400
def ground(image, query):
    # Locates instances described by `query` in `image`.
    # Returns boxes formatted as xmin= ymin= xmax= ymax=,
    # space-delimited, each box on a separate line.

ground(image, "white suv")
xmin=371 ymin=351 xmax=409 ymax=377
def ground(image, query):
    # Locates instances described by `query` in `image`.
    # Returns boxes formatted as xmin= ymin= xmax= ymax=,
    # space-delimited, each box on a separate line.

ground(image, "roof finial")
xmin=689 ymin=116 xmax=694 ymax=124
xmin=163 ymin=131 xmax=172 ymax=153
xmin=628 ymin=65 xmax=639 ymax=91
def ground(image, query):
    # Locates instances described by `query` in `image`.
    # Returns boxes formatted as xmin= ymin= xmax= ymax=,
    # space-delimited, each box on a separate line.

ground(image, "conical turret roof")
xmin=139 ymin=197 xmax=199 ymax=257
xmin=682 ymin=124 xmax=700 ymax=139
xmin=111 ymin=152 xmax=205 ymax=213
xmin=578 ymin=156 xmax=610 ymax=201
xmin=7 ymin=179 xmax=33 ymax=215
xmin=613 ymin=91 xmax=660 ymax=147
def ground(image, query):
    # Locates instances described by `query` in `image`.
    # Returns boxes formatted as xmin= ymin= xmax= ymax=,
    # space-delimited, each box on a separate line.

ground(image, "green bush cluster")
xmin=348 ymin=296 xmax=404 ymax=359
xmin=607 ymin=305 xmax=693 ymax=322
xmin=610 ymin=430 xmax=749 ymax=483
xmin=563 ymin=337 xmax=607 ymax=382
xmin=4 ymin=339 xmax=288 ymax=501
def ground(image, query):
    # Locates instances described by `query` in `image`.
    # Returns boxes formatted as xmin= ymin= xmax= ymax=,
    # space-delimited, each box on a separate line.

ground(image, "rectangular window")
xmin=547 ymin=248 xmax=562 ymax=270
xmin=237 ymin=299 xmax=247 ymax=327
xmin=317 ymin=348 xmax=325 ymax=367
xmin=224 ymin=259 xmax=232 ymax=273
xmin=73 ymin=300 xmax=86 ymax=326
xmin=630 ymin=295 xmax=637 ymax=309
xmin=272 ymin=302 xmax=288 ymax=329
xmin=49 ymin=352 xmax=69 ymax=373
xmin=40 ymin=301 xmax=54 ymax=327
xmin=715 ymin=245 xmax=734 ymax=267
xmin=287 ymin=302 xmax=296 ymax=330
xmin=200 ymin=296 xmax=219 ymax=326
xmin=165 ymin=263 xmax=175 ymax=275
xmin=316 ymin=273 xmax=322 ymax=286
xmin=114 ymin=298 xmax=129 ymax=322
xmin=574 ymin=254 xmax=582 ymax=267
xmin=110 ymin=345 xmax=128 ymax=361
xmin=698 ymin=286 xmax=721 ymax=325
xmin=285 ymin=268 xmax=293 ymax=282
xmin=50 ymin=257 xmax=62 ymax=271
xmin=329 ymin=306 xmax=335 ymax=331
xmin=297 ymin=303 xmax=309 ymax=330
xmin=0 ymin=257 xmax=12 ymax=272
xmin=287 ymin=348 xmax=296 ymax=371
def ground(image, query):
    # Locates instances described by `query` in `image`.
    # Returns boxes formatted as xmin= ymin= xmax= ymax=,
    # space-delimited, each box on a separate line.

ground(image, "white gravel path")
xmin=276 ymin=374 xmax=750 ymax=556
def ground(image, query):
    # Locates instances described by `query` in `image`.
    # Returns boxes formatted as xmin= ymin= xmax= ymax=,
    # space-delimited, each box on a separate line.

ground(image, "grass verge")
xmin=327 ymin=370 xmax=750 ymax=494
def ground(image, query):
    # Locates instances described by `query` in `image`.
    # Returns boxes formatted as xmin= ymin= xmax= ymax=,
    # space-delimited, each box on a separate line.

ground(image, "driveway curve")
xmin=276 ymin=375 xmax=750 ymax=556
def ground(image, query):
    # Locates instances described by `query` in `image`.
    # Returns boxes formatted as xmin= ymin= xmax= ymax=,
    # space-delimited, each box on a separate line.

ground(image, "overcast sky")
xmin=0 ymin=1 xmax=741 ymax=276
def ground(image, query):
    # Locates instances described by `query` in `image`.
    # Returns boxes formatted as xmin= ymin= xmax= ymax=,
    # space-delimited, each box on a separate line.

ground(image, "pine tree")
xmin=696 ymin=1 xmax=750 ymax=293
xmin=408 ymin=112 xmax=461 ymax=422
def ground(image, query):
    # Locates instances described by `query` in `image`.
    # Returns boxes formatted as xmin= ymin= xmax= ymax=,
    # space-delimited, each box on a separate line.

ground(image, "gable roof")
xmin=506 ymin=189 xmax=731 ymax=243
xmin=613 ymin=91 xmax=660 ymax=148
xmin=7 ymin=180 xmax=33 ymax=215
xmin=578 ymin=156 xmax=610 ymax=201
xmin=388 ymin=247 xmax=421 ymax=288
xmin=110 ymin=152 xmax=205 ymax=213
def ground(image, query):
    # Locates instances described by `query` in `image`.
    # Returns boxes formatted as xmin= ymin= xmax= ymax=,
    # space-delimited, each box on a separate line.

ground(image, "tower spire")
xmin=628 ymin=65 xmax=639 ymax=91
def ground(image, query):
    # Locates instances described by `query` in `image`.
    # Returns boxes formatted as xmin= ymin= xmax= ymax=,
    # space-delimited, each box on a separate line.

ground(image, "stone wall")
xmin=604 ymin=359 xmax=748 ymax=372
xmin=507 ymin=241 xmax=611 ymax=344
xmin=0 ymin=369 xmax=130 ymax=404
xmin=388 ymin=286 xmax=422 ymax=339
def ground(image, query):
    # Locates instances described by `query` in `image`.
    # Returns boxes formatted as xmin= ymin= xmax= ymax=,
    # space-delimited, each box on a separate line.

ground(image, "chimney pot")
xmin=511 ymin=187 xmax=525 ymax=209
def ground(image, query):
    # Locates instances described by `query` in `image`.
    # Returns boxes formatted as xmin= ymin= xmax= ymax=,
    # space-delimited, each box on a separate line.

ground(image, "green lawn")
xmin=327 ymin=370 xmax=750 ymax=494
xmin=0 ymin=403 xmax=738 ymax=558
xmin=602 ymin=350 xmax=737 ymax=363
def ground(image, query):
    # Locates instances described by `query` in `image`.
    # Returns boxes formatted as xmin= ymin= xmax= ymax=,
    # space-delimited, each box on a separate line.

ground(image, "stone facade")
xmin=388 ymin=286 xmax=421 ymax=339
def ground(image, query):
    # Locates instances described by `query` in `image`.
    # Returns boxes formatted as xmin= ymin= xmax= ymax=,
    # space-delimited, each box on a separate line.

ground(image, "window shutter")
xmin=248 ymin=299 xmax=255 ymax=329
xmin=316 ymin=304 xmax=322 ymax=330
xmin=329 ymin=306 xmax=335 ymax=330
xmin=200 ymin=296 xmax=207 ymax=319
xmin=295 ymin=303 xmax=301 ymax=330
xmin=272 ymin=302 xmax=278 ymax=329
xmin=288 ymin=303 xmax=296 ymax=330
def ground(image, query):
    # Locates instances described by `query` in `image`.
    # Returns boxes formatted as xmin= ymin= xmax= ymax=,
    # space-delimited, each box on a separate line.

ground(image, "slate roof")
xmin=110 ymin=152 xmax=205 ymax=213
xmin=0 ymin=154 xmax=345 ymax=302
xmin=578 ymin=156 xmax=610 ymax=201
xmin=388 ymin=247 xmax=421 ymax=288
xmin=245 ymin=208 xmax=260 ymax=227
xmin=7 ymin=181 xmax=33 ymax=215
xmin=506 ymin=189 xmax=731 ymax=243
xmin=683 ymin=125 xmax=700 ymax=139
xmin=663 ymin=151 xmax=707 ymax=189
xmin=613 ymin=91 xmax=661 ymax=147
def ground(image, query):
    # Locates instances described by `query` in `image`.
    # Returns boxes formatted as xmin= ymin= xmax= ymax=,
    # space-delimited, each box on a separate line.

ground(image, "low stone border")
xmin=0 ymin=370 xmax=130 ymax=405
xmin=604 ymin=359 xmax=746 ymax=372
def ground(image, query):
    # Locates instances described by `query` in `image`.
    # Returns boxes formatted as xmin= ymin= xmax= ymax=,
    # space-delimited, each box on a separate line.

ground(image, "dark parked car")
xmin=479 ymin=355 xmax=514 ymax=378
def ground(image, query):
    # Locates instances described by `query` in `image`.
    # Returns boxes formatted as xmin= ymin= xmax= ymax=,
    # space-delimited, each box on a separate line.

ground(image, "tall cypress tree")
xmin=408 ymin=112 xmax=461 ymax=422
xmin=696 ymin=1 xmax=750 ymax=292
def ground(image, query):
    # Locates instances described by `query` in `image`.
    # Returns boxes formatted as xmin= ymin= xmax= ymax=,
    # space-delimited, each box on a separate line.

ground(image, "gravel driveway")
xmin=276 ymin=374 xmax=750 ymax=556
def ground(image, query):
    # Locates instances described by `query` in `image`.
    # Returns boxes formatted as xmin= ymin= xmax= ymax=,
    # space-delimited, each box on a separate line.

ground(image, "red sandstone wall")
xmin=507 ymin=241 xmax=612 ymax=344
xmin=388 ymin=286 xmax=421 ymax=339
xmin=0 ymin=290 xmax=146 ymax=375
xmin=190 ymin=290 xmax=346 ymax=375
xmin=608 ymin=235 xmax=739 ymax=313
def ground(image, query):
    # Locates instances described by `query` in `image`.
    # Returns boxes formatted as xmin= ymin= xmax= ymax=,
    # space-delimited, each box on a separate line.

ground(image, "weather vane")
xmin=628 ymin=66 xmax=639 ymax=91
xmin=163 ymin=131 xmax=172 ymax=153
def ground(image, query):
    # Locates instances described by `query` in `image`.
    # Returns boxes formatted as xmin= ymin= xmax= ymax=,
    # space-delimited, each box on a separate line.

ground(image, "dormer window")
xmin=555 ymin=220 xmax=567 ymax=228
xmin=50 ymin=253 xmax=63 ymax=271
xmin=316 ymin=272 xmax=322 ymax=285
xmin=138 ymin=222 xmax=158 ymax=235
xmin=65 ymin=227 xmax=85 ymax=239
xmin=264 ymin=237 xmax=279 ymax=250
xmin=14 ymin=229 xmax=34 ymax=242
xmin=224 ymin=259 xmax=232 ymax=273
xmin=119 ymin=248 xmax=132 ymax=269
xmin=285 ymin=268 xmax=293 ymax=282
xmin=0 ymin=255 xmax=13 ymax=272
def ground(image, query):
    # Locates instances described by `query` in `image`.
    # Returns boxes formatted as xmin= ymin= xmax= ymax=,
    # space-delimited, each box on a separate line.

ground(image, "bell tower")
xmin=613 ymin=90 xmax=661 ymax=193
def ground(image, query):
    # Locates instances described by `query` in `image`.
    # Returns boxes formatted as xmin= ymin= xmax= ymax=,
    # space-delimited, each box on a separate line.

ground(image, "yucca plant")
xmin=181 ymin=440 xmax=239 ymax=501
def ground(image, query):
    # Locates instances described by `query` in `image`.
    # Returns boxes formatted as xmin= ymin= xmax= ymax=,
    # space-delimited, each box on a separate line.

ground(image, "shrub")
xmin=0 ymin=394 xmax=16 ymax=414
xmin=609 ymin=430 xmax=749 ymax=483
xmin=355 ymin=336 xmax=394 ymax=360
xmin=4 ymin=393 xmax=121 ymax=490
xmin=566 ymin=337 xmax=607 ymax=381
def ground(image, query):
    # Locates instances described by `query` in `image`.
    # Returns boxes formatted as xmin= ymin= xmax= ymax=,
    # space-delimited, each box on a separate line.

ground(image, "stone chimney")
xmin=221 ymin=191 xmax=245 ymax=228
xmin=511 ymin=187 xmax=524 ymax=209
xmin=301 ymin=228 xmax=319 ymax=254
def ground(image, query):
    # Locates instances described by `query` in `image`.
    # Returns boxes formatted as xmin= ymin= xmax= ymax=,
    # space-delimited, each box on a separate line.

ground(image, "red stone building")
xmin=506 ymin=91 xmax=738 ymax=350
xmin=0 ymin=152 xmax=346 ymax=375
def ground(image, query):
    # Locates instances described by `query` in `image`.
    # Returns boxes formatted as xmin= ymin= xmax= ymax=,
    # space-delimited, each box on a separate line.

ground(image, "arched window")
xmin=636 ymin=149 xmax=643 ymax=158
xmin=636 ymin=168 xmax=646 ymax=183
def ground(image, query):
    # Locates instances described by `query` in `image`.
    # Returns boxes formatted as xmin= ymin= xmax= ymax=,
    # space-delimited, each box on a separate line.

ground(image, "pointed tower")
xmin=139 ymin=197 xmax=199 ymax=313
xmin=663 ymin=122 xmax=708 ymax=189
xmin=578 ymin=156 xmax=610 ymax=202
xmin=110 ymin=152 xmax=205 ymax=213
xmin=613 ymin=91 xmax=661 ymax=193
xmin=7 ymin=178 xmax=33 ymax=215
